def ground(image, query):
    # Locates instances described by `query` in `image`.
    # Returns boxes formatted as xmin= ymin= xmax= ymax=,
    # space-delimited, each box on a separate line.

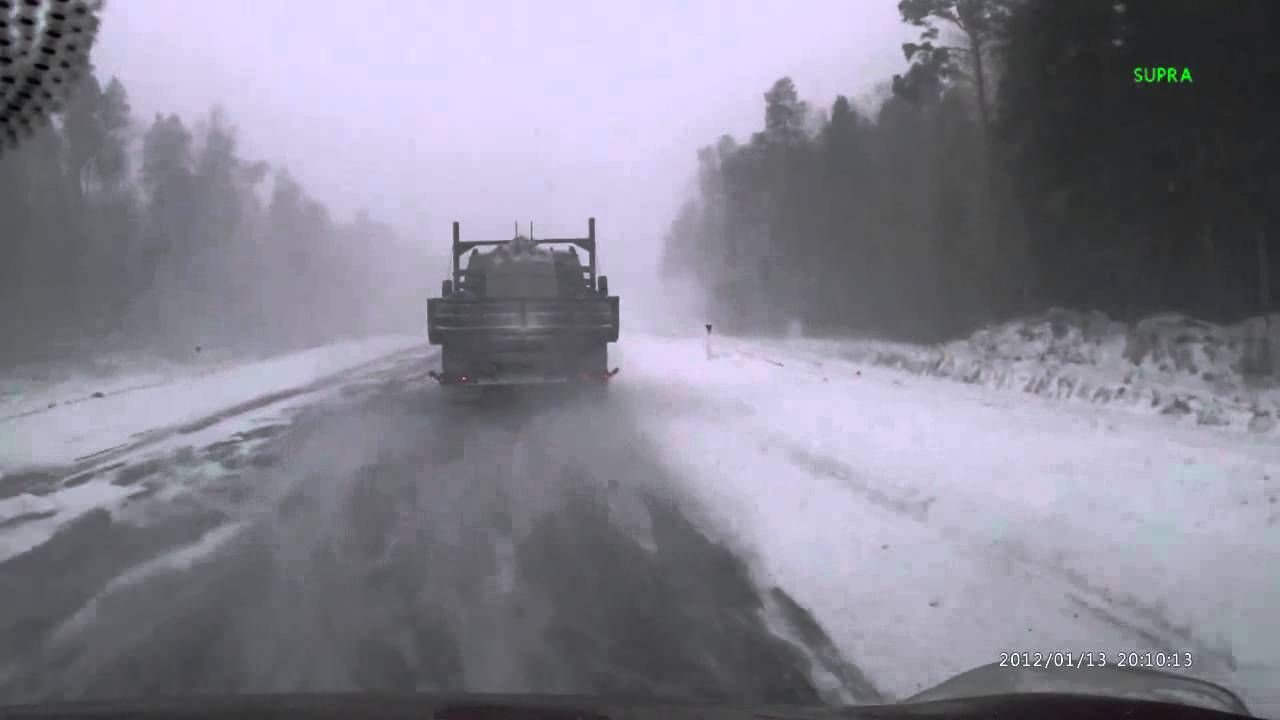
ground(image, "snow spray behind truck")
xmin=427 ymin=218 xmax=620 ymax=386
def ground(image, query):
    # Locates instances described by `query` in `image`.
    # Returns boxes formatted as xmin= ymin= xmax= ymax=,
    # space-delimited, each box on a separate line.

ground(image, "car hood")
xmin=0 ymin=663 xmax=1253 ymax=720
xmin=907 ymin=661 xmax=1251 ymax=716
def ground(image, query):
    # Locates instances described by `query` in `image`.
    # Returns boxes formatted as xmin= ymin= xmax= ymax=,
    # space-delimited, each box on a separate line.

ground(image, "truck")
xmin=426 ymin=218 xmax=620 ymax=387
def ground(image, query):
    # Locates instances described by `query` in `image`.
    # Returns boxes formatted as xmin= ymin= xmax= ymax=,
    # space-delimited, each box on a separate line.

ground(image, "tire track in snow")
xmin=709 ymin=336 xmax=1245 ymax=680
xmin=510 ymin=397 xmax=885 ymax=704
xmin=764 ymin=430 xmax=1239 ymax=677
xmin=0 ymin=348 xmax=436 ymax=564
xmin=764 ymin=587 xmax=884 ymax=704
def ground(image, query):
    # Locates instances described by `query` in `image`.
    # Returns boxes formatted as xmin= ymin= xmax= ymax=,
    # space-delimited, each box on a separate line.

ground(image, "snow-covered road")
xmin=0 ymin=332 xmax=1275 ymax=715
xmin=628 ymin=334 xmax=1280 ymax=713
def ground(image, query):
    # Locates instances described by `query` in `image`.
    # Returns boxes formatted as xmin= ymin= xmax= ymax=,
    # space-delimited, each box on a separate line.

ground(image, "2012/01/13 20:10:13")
xmin=999 ymin=651 xmax=1194 ymax=669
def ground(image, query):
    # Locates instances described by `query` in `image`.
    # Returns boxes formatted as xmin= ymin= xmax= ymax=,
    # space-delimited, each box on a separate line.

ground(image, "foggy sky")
xmin=94 ymin=1 xmax=909 ymax=278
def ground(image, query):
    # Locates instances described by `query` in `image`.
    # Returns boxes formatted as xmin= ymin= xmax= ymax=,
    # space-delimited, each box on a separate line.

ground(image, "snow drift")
xmin=749 ymin=309 xmax=1280 ymax=435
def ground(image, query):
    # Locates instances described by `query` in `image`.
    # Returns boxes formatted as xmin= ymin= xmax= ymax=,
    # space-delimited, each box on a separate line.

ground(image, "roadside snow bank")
xmin=748 ymin=310 xmax=1280 ymax=435
xmin=0 ymin=335 xmax=423 ymax=472
xmin=0 ymin=341 xmax=326 ymax=420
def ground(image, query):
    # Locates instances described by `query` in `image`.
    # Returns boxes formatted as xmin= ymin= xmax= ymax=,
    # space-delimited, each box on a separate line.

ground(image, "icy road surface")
xmin=0 ymin=333 xmax=1277 ymax=714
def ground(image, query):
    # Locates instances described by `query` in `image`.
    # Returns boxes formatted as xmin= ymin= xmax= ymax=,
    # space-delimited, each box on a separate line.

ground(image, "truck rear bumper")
xmin=427 ymin=368 xmax=619 ymax=386
xmin=433 ymin=333 xmax=612 ymax=385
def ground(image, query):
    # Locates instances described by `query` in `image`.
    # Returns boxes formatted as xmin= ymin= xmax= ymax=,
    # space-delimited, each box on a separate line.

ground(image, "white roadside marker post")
xmin=705 ymin=323 xmax=713 ymax=361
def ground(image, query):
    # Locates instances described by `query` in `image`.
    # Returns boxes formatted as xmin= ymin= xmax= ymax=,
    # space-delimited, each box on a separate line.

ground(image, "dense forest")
xmin=661 ymin=0 xmax=1280 ymax=342
xmin=0 ymin=72 xmax=424 ymax=367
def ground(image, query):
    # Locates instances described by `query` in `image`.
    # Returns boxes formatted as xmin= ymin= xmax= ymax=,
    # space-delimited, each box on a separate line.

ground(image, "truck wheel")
xmin=583 ymin=344 xmax=608 ymax=376
xmin=582 ymin=344 xmax=610 ymax=400
xmin=441 ymin=346 xmax=470 ymax=380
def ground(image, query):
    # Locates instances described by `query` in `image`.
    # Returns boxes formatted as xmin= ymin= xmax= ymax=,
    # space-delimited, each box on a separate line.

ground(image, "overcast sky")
xmin=94 ymin=1 xmax=910 ymax=276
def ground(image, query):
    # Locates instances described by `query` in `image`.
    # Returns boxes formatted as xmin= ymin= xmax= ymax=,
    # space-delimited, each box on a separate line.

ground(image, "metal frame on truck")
xmin=446 ymin=218 xmax=605 ymax=299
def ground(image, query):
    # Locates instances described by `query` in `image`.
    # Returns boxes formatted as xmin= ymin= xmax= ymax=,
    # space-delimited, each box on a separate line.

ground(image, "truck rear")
xmin=427 ymin=218 xmax=619 ymax=386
